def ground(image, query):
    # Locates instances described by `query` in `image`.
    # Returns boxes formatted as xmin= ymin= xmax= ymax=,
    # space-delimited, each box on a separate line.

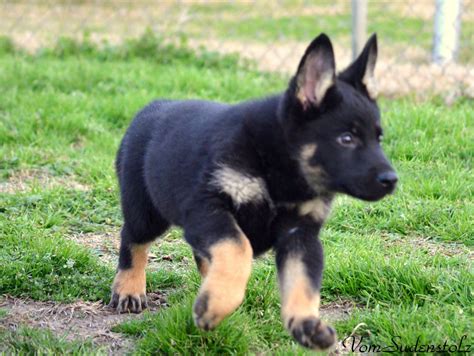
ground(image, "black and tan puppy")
xmin=109 ymin=33 xmax=397 ymax=350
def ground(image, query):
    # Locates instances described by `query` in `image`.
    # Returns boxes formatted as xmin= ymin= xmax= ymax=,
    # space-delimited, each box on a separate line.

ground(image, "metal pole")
xmin=433 ymin=0 xmax=462 ymax=64
xmin=352 ymin=0 xmax=367 ymax=60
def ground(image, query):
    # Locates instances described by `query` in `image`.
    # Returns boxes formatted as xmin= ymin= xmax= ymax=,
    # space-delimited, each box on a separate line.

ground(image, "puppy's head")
xmin=281 ymin=33 xmax=397 ymax=201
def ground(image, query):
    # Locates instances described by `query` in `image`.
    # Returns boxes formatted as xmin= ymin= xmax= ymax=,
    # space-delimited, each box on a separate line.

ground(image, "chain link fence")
xmin=1 ymin=0 xmax=473 ymax=100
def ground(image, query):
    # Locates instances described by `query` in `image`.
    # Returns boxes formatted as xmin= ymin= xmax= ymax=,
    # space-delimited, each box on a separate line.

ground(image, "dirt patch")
xmin=67 ymin=230 xmax=121 ymax=266
xmin=321 ymin=299 xmax=355 ymax=323
xmin=66 ymin=229 xmax=170 ymax=267
xmin=383 ymin=234 xmax=473 ymax=259
xmin=0 ymin=294 xmax=166 ymax=355
xmin=0 ymin=169 xmax=89 ymax=194
xmin=320 ymin=300 xmax=365 ymax=355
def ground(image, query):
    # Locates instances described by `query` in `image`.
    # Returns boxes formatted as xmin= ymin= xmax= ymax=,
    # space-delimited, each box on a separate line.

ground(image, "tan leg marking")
xmin=280 ymin=256 xmax=321 ymax=326
xmin=197 ymin=256 xmax=210 ymax=278
xmin=279 ymin=255 xmax=336 ymax=350
xmin=193 ymin=232 xmax=253 ymax=330
xmin=111 ymin=243 xmax=150 ymax=313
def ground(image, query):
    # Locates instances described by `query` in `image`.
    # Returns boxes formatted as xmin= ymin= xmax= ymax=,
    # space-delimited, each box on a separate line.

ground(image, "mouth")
xmin=340 ymin=183 xmax=396 ymax=202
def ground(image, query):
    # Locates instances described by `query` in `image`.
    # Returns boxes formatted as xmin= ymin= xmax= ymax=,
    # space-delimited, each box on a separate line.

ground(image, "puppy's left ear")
xmin=339 ymin=33 xmax=378 ymax=99
xmin=295 ymin=33 xmax=336 ymax=110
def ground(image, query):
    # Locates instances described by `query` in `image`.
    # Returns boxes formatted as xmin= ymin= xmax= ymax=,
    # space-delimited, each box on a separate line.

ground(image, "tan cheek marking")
xmin=197 ymin=233 xmax=253 ymax=323
xmin=298 ymin=144 xmax=328 ymax=194
xmin=279 ymin=256 xmax=320 ymax=327
xmin=300 ymin=143 xmax=317 ymax=161
xmin=112 ymin=243 xmax=151 ymax=296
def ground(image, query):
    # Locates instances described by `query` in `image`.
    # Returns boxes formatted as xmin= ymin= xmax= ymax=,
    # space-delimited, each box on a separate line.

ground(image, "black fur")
xmin=111 ymin=33 xmax=397 ymax=350
xmin=273 ymin=210 xmax=324 ymax=290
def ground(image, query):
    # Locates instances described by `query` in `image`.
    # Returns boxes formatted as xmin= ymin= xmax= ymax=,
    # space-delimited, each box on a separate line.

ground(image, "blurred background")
xmin=1 ymin=0 xmax=473 ymax=100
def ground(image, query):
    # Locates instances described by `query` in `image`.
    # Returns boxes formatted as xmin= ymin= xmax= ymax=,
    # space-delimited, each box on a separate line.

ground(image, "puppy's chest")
xmin=210 ymin=165 xmax=270 ymax=206
xmin=209 ymin=165 xmax=275 ymax=253
xmin=209 ymin=165 xmax=333 ymax=253
xmin=233 ymin=197 xmax=333 ymax=255
xmin=279 ymin=197 xmax=333 ymax=224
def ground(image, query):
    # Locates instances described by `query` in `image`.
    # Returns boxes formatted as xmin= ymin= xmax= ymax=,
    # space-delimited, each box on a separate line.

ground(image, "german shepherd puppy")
xmin=109 ymin=33 xmax=397 ymax=350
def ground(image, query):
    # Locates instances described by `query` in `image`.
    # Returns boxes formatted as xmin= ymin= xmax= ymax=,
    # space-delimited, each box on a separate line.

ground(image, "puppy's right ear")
xmin=295 ymin=34 xmax=336 ymax=110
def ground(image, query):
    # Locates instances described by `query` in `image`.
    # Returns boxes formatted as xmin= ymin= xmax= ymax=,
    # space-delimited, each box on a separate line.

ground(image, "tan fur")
xmin=298 ymin=198 xmax=332 ymax=223
xmin=194 ymin=231 xmax=253 ymax=329
xmin=279 ymin=255 xmax=321 ymax=327
xmin=300 ymin=143 xmax=317 ymax=161
xmin=210 ymin=165 xmax=269 ymax=206
xmin=197 ymin=257 xmax=210 ymax=278
xmin=290 ymin=145 xmax=333 ymax=222
xmin=112 ymin=243 xmax=150 ymax=297
xmin=298 ymin=144 xmax=327 ymax=194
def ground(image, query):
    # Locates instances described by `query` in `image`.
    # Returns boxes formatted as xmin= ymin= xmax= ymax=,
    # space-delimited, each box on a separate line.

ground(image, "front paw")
xmin=193 ymin=289 xmax=243 ymax=331
xmin=109 ymin=290 xmax=147 ymax=313
xmin=193 ymin=292 xmax=215 ymax=330
xmin=288 ymin=316 xmax=336 ymax=350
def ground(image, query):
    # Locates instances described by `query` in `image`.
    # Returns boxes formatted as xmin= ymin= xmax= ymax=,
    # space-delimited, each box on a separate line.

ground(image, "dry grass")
xmin=383 ymin=234 xmax=474 ymax=259
xmin=0 ymin=169 xmax=89 ymax=194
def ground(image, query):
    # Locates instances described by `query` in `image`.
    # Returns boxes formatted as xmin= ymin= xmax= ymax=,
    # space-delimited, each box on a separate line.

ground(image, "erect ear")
xmin=295 ymin=33 xmax=336 ymax=110
xmin=339 ymin=33 xmax=378 ymax=99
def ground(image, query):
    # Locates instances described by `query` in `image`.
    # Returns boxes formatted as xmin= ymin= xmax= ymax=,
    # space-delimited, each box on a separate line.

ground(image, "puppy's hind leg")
xmin=110 ymin=212 xmax=169 ymax=313
xmin=110 ymin=227 xmax=149 ymax=313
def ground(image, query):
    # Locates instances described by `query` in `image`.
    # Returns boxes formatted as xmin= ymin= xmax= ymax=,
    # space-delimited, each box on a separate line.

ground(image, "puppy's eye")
xmin=337 ymin=133 xmax=355 ymax=147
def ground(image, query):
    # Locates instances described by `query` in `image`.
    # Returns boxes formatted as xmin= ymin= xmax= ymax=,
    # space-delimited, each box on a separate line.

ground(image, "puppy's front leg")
xmin=274 ymin=222 xmax=336 ymax=350
xmin=186 ymin=211 xmax=253 ymax=331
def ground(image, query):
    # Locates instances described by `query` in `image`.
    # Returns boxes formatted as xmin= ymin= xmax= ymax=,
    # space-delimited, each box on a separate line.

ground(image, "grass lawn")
xmin=186 ymin=1 xmax=473 ymax=63
xmin=0 ymin=35 xmax=472 ymax=354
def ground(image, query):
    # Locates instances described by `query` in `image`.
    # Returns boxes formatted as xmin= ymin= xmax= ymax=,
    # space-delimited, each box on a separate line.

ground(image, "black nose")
xmin=377 ymin=171 xmax=398 ymax=188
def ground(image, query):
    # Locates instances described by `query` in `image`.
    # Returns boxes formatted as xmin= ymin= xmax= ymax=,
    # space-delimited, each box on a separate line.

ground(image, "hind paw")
xmin=109 ymin=268 xmax=147 ymax=314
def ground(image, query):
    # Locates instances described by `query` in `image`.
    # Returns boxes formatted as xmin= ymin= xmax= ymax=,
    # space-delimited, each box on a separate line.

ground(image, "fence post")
xmin=433 ymin=0 xmax=462 ymax=64
xmin=352 ymin=0 xmax=367 ymax=60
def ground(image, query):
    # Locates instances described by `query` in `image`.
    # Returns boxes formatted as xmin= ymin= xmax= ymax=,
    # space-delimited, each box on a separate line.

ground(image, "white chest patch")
xmin=210 ymin=165 xmax=269 ymax=206
xmin=298 ymin=198 xmax=332 ymax=223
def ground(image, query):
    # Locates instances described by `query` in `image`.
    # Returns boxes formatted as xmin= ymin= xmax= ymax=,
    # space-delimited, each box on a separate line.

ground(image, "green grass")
xmin=185 ymin=1 xmax=473 ymax=63
xmin=0 ymin=36 xmax=472 ymax=353
xmin=0 ymin=326 xmax=106 ymax=355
